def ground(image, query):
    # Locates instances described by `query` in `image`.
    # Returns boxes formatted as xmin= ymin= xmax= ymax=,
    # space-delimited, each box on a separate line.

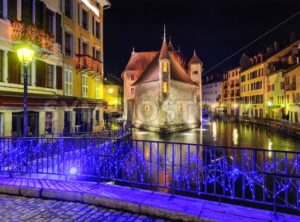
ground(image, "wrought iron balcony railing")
xmin=75 ymin=54 xmax=103 ymax=77
xmin=11 ymin=21 xmax=54 ymax=53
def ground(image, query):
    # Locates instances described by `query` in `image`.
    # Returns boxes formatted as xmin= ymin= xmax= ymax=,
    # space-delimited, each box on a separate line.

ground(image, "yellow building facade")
xmin=240 ymin=40 xmax=300 ymax=119
xmin=103 ymin=84 xmax=123 ymax=113
xmin=221 ymin=67 xmax=240 ymax=115
xmin=0 ymin=0 xmax=110 ymax=137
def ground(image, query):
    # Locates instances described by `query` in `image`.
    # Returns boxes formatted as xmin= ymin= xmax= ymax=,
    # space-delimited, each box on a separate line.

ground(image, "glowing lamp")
xmin=17 ymin=47 xmax=34 ymax=64
xmin=267 ymin=101 xmax=273 ymax=107
xmin=70 ymin=167 xmax=77 ymax=175
xmin=232 ymin=103 xmax=238 ymax=109
xmin=108 ymin=88 xmax=114 ymax=93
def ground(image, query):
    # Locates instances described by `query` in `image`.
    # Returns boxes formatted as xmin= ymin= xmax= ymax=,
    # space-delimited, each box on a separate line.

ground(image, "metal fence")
xmin=0 ymin=137 xmax=299 ymax=213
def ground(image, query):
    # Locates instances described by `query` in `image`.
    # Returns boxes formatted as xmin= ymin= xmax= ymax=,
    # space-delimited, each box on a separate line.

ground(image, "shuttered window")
xmin=56 ymin=66 xmax=63 ymax=90
xmin=36 ymin=60 xmax=46 ymax=87
xmin=64 ymin=69 xmax=73 ymax=96
xmin=8 ymin=51 xmax=21 ymax=84
xmin=22 ymin=0 xmax=33 ymax=24
xmin=56 ymin=13 xmax=62 ymax=45
xmin=0 ymin=0 xmax=3 ymax=19
xmin=0 ymin=50 xmax=3 ymax=82
xmin=45 ymin=8 xmax=54 ymax=35
xmin=35 ymin=0 xmax=44 ymax=29
xmin=46 ymin=64 xmax=54 ymax=88
xmin=8 ymin=0 xmax=17 ymax=21
xmin=82 ymin=74 xmax=88 ymax=97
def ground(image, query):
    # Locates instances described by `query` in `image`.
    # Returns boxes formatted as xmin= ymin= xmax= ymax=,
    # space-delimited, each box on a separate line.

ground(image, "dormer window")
xmin=193 ymin=71 xmax=198 ymax=75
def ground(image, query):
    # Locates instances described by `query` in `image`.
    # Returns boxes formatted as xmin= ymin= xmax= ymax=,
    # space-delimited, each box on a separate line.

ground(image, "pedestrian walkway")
xmin=0 ymin=194 xmax=165 ymax=222
xmin=0 ymin=177 xmax=299 ymax=222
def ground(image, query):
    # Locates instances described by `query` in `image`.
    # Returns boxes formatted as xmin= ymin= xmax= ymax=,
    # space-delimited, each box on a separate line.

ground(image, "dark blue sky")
xmin=104 ymin=0 xmax=300 ymax=78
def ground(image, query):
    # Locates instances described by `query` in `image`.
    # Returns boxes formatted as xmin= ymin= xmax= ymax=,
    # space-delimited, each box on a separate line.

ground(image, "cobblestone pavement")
xmin=0 ymin=194 xmax=168 ymax=222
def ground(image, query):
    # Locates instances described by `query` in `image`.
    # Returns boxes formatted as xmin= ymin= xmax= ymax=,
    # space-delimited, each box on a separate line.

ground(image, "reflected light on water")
xmin=212 ymin=121 xmax=217 ymax=141
xmin=232 ymin=128 xmax=239 ymax=146
xmin=268 ymin=138 xmax=273 ymax=158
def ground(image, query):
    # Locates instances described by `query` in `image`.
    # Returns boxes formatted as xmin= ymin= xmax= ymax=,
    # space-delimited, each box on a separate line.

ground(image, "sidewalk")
xmin=0 ymin=177 xmax=299 ymax=222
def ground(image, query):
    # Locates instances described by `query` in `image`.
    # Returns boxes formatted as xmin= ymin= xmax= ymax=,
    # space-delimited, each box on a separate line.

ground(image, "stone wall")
xmin=133 ymin=80 xmax=200 ymax=133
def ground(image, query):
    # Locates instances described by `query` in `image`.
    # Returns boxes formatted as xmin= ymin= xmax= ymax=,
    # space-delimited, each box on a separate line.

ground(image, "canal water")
xmin=131 ymin=118 xmax=300 ymax=151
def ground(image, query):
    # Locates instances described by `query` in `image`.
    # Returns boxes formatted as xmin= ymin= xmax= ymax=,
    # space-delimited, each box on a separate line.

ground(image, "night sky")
xmin=103 ymin=0 xmax=300 ymax=78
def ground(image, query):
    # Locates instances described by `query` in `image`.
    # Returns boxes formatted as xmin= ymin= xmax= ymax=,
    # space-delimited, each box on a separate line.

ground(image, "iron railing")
xmin=0 ymin=137 xmax=299 ymax=213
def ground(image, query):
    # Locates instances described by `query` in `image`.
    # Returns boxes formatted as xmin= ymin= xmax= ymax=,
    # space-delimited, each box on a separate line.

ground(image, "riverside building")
xmin=0 ymin=0 xmax=110 ymax=137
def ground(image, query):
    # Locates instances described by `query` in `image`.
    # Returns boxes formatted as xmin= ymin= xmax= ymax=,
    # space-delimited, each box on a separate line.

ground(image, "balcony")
xmin=11 ymin=21 xmax=54 ymax=53
xmin=75 ymin=54 xmax=103 ymax=77
xmin=286 ymin=82 xmax=296 ymax=91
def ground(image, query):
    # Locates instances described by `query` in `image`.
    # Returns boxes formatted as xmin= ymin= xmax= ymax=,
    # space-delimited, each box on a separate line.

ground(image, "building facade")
xmin=220 ymin=67 xmax=240 ymax=115
xmin=103 ymin=84 xmax=123 ymax=113
xmin=239 ymin=39 xmax=300 ymax=119
xmin=202 ymin=74 xmax=222 ymax=113
xmin=122 ymin=35 xmax=202 ymax=133
xmin=0 ymin=0 xmax=110 ymax=137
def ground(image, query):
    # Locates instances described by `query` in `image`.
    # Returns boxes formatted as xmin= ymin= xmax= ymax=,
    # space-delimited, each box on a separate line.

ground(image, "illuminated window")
xmin=162 ymin=61 xmax=168 ymax=72
xmin=163 ymin=82 xmax=168 ymax=94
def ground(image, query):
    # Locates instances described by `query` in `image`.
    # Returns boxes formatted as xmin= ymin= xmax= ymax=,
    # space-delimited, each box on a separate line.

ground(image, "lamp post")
xmin=16 ymin=46 xmax=35 ymax=137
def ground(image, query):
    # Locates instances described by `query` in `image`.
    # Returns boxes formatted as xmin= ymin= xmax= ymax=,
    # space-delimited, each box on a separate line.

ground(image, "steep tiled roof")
xmin=168 ymin=40 xmax=175 ymax=51
xmin=159 ymin=39 xmax=170 ymax=60
xmin=125 ymin=52 xmax=157 ymax=71
xmin=188 ymin=51 xmax=203 ymax=65
xmin=133 ymin=52 xmax=195 ymax=85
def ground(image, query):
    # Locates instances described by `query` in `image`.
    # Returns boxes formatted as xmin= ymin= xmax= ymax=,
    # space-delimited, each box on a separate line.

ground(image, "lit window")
xmin=82 ymin=74 xmax=88 ymax=97
xmin=162 ymin=61 xmax=168 ymax=72
xmin=163 ymin=82 xmax=168 ymax=94
xmin=64 ymin=69 xmax=73 ymax=96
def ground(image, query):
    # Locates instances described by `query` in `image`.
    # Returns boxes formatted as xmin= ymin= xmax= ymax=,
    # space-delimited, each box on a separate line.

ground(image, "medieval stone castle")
xmin=122 ymin=30 xmax=203 ymax=133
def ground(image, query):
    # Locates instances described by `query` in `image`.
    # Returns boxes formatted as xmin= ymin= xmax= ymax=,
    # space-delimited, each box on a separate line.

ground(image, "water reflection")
xmin=132 ymin=118 xmax=300 ymax=151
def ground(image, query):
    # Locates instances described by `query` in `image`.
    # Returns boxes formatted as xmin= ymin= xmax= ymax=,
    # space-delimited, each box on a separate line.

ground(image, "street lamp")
xmin=17 ymin=45 xmax=35 ymax=137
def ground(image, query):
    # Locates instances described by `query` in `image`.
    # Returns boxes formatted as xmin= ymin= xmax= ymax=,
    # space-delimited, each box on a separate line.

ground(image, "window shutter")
xmin=35 ymin=0 xmax=43 ymax=28
xmin=56 ymin=66 xmax=63 ymax=89
xmin=21 ymin=0 xmax=33 ymax=24
xmin=56 ymin=13 xmax=62 ymax=45
xmin=8 ymin=0 xmax=17 ymax=21
xmin=0 ymin=0 xmax=3 ymax=19
xmin=36 ymin=60 xmax=46 ymax=87
xmin=7 ymin=51 xmax=21 ymax=84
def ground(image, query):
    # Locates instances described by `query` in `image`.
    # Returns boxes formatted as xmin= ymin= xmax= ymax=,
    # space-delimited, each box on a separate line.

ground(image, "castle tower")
xmin=159 ymin=28 xmax=170 ymax=99
xmin=188 ymin=50 xmax=203 ymax=83
xmin=188 ymin=50 xmax=203 ymax=123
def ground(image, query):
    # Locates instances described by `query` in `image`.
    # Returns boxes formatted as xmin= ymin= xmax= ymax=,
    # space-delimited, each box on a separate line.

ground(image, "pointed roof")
xmin=188 ymin=50 xmax=203 ymax=65
xmin=168 ymin=39 xmax=175 ymax=51
xmin=159 ymin=38 xmax=170 ymax=60
xmin=133 ymin=52 xmax=195 ymax=85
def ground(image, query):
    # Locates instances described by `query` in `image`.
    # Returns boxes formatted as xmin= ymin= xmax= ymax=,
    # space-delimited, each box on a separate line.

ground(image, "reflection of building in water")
xmin=122 ymin=29 xmax=202 ymax=133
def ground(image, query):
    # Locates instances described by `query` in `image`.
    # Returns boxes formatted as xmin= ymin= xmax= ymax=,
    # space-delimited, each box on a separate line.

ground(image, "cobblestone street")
xmin=0 ymin=194 xmax=166 ymax=222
